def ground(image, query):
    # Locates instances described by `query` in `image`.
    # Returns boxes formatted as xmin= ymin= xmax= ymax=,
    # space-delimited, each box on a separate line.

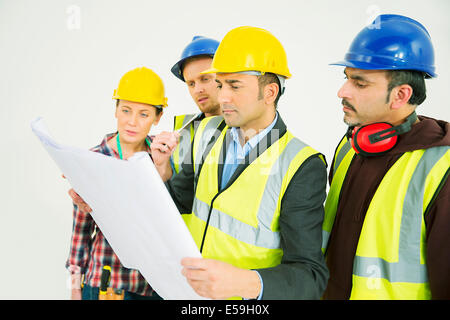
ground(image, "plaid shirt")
xmin=65 ymin=133 xmax=156 ymax=297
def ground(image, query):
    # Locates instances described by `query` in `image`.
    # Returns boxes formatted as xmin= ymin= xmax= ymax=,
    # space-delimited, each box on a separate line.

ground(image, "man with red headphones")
xmin=322 ymin=14 xmax=450 ymax=299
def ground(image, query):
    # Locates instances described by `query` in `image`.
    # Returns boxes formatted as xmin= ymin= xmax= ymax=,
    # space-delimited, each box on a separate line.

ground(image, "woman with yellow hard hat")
xmin=66 ymin=67 xmax=167 ymax=300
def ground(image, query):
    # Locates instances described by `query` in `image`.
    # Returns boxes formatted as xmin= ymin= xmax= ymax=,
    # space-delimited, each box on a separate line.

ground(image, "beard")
xmin=197 ymin=100 xmax=220 ymax=116
xmin=342 ymin=99 xmax=361 ymax=127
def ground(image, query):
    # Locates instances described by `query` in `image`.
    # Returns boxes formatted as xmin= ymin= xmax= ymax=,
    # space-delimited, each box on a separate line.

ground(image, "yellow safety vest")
xmin=185 ymin=115 xmax=324 ymax=275
xmin=172 ymin=114 xmax=197 ymax=175
xmin=322 ymin=136 xmax=450 ymax=300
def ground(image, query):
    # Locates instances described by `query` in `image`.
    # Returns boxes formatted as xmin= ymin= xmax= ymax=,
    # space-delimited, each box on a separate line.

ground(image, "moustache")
xmin=221 ymin=104 xmax=236 ymax=112
xmin=342 ymin=99 xmax=356 ymax=112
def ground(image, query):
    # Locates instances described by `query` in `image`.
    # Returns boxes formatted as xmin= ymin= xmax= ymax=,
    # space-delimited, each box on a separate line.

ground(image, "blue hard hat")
xmin=171 ymin=36 xmax=220 ymax=82
xmin=330 ymin=14 xmax=437 ymax=78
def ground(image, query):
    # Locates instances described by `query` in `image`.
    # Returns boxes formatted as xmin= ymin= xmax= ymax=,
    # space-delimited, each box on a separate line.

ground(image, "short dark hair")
xmin=115 ymin=99 xmax=163 ymax=116
xmin=385 ymin=70 xmax=427 ymax=106
xmin=257 ymin=72 xmax=282 ymax=107
xmin=181 ymin=55 xmax=214 ymax=81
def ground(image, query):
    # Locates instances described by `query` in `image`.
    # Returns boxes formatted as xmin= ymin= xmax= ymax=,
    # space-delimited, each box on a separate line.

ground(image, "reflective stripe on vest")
xmin=193 ymin=136 xmax=317 ymax=249
xmin=323 ymin=138 xmax=450 ymax=299
xmin=172 ymin=114 xmax=197 ymax=174
xmin=188 ymin=117 xmax=324 ymax=271
xmin=192 ymin=115 xmax=226 ymax=173
xmin=322 ymin=138 xmax=355 ymax=253
xmin=332 ymin=137 xmax=353 ymax=177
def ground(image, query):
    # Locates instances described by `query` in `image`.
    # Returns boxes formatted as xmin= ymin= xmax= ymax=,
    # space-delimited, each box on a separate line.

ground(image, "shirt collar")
xmin=229 ymin=112 xmax=279 ymax=149
xmin=100 ymin=132 xmax=152 ymax=159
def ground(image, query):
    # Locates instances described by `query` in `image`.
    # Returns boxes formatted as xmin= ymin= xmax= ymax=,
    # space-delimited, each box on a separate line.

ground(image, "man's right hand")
xmin=68 ymin=188 xmax=92 ymax=213
xmin=150 ymin=131 xmax=180 ymax=181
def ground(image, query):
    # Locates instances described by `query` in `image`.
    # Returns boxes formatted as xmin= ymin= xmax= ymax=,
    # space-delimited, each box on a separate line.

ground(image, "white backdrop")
xmin=1 ymin=0 xmax=449 ymax=299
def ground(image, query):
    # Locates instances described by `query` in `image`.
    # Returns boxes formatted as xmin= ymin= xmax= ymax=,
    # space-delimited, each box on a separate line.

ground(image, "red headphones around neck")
xmin=346 ymin=112 xmax=418 ymax=157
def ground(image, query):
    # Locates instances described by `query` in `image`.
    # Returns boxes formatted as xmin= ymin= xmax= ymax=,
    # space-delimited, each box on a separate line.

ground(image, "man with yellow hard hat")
xmin=151 ymin=26 xmax=329 ymax=299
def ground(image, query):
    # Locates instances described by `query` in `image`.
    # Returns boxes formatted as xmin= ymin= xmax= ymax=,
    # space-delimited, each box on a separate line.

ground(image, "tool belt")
xmin=98 ymin=265 xmax=125 ymax=300
xmin=99 ymin=287 xmax=125 ymax=300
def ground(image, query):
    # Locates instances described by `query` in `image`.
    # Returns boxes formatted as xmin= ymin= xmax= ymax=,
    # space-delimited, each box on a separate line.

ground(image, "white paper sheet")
xmin=31 ymin=117 xmax=206 ymax=300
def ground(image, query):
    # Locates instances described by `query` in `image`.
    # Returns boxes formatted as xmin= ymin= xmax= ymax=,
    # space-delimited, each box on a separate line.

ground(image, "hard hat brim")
xmin=200 ymin=67 xmax=217 ymax=75
xmin=171 ymin=61 xmax=184 ymax=82
xmin=172 ymin=54 xmax=216 ymax=82
xmin=200 ymin=67 xmax=292 ymax=79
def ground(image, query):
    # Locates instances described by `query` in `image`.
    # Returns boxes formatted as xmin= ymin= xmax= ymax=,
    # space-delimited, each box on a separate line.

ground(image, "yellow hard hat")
xmin=201 ymin=26 xmax=291 ymax=78
xmin=112 ymin=67 xmax=168 ymax=107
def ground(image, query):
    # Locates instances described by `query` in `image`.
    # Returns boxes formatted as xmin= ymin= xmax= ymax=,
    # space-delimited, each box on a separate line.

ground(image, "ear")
xmin=264 ymin=82 xmax=279 ymax=106
xmin=390 ymin=84 xmax=413 ymax=110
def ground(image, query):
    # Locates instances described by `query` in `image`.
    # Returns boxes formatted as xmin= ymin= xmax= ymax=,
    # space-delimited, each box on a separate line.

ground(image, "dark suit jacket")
xmin=165 ymin=114 xmax=329 ymax=299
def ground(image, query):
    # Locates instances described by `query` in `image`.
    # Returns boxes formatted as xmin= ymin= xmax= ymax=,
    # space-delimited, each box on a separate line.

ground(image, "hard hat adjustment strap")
xmin=233 ymin=71 xmax=286 ymax=96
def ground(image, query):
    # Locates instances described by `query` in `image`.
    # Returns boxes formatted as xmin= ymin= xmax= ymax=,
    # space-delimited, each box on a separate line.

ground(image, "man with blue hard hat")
xmin=322 ymin=14 xmax=450 ymax=299
xmin=166 ymin=36 xmax=222 ymax=176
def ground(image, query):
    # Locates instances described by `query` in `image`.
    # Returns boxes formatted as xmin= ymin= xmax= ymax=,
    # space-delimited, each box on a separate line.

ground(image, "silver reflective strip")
xmin=182 ymin=114 xmax=197 ymax=126
xmin=193 ymin=136 xmax=310 ymax=249
xmin=353 ymin=256 xmax=428 ymax=283
xmin=322 ymin=140 xmax=352 ymax=252
xmin=353 ymin=146 xmax=449 ymax=283
xmin=176 ymin=114 xmax=197 ymax=168
xmin=333 ymin=140 xmax=352 ymax=177
xmin=322 ymin=230 xmax=330 ymax=251
xmin=194 ymin=116 xmax=224 ymax=168
xmin=193 ymin=198 xmax=281 ymax=249
xmin=256 ymin=138 xmax=309 ymax=241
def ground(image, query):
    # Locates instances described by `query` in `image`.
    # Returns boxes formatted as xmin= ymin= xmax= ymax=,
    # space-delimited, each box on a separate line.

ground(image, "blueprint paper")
xmin=31 ymin=117 xmax=205 ymax=300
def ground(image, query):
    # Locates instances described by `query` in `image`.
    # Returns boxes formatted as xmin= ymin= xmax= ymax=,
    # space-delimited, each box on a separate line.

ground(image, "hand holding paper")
xmin=31 ymin=117 xmax=206 ymax=300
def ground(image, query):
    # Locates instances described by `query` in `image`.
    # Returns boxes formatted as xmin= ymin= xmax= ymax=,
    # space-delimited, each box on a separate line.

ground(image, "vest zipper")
xmin=197 ymin=118 xmax=285 ymax=253
xmin=196 ymin=121 xmax=230 ymax=254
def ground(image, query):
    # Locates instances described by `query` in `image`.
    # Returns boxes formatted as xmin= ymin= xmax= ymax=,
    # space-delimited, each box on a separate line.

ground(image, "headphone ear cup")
xmin=350 ymin=127 xmax=359 ymax=154
xmin=352 ymin=123 xmax=398 ymax=156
